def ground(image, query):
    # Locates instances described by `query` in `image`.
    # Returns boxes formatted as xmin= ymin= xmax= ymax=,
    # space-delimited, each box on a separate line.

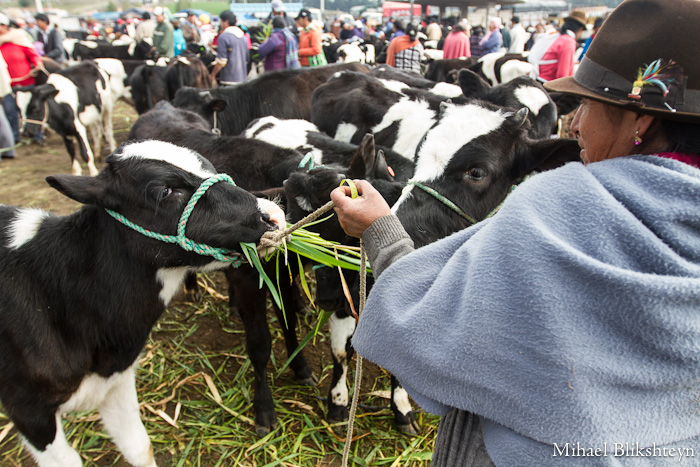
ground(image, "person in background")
xmin=507 ymin=15 xmax=528 ymax=53
xmin=172 ymin=20 xmax=186 ymax=56
xmin=199 ymin=14 xmax=214 ymax=47
xmin=210 ymin=11 xmax=248 ymax=85
xmin=183 ymin=10 xmax=201 ymax=44
xmin=134 ymin=11 xmax=155 ymax=44
xmin=0 ymin=13 xmax=41 ymax=144
xmin=425 ymin=16 xmax=442 ymax=42
xmin=295 ymin=8 xmax=322 ymax=67
xmin=479 ymin=17 xmax=503 ymax=55
xmin=258 ymin=15 xmax=299 ymax=72
xmin=329 ymin=2 xmax=700 ymax=465
xmin=34 ymin=13 xmax=64 ymax=63
xmin=524 ymin=21 xmax=545 ymax=51
xmin=536 ymin=10 xmax=586 ymax=82
xmin=499 ymin=18 xmax=511 ymax=51
xmin=152 ymin=7 xmax=174 ymax=58
xmin=112 ymin=19 xmax=134 ymax=47
xmin=469 ymin=25 xmax=484 ymax=58
xmin=442 ymin=19 xmax=470 ymax=59
xmin=579 ymin=16 xmax=604 ymax=60
xmin=0 ymin=49 xmax=15 ymax=159
xmin=385 ymin=22 xmax=422 ymax=74
xmin=265 ymin=0 xmax=298 ymax=39
xmin=340 ymin=16 xmax=364 ymax=42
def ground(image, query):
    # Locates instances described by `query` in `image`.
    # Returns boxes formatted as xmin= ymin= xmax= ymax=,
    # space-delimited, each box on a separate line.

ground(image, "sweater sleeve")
xmin=361 ymin=214 xmax=414 ymax=278
xmin=257 ymin=33 xmax=282 ymax=57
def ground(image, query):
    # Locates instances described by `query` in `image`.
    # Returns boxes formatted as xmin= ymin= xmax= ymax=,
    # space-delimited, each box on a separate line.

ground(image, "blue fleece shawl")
xmin=352 ymin=156 xmax=700 ymax=465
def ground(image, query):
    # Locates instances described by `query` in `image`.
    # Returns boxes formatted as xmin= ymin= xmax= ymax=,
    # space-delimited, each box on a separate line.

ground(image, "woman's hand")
xmin=330 ymin=179 xmax=392 ymax=238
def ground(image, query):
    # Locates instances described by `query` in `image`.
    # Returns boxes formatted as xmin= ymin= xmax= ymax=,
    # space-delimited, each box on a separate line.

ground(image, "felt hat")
xmin=545 ymin=0 xmax=700 ymax=123
xmin=152 ymin=7 xmax=164 ymax=16
xmin=564 ymin=9 xmax=586 ymax=28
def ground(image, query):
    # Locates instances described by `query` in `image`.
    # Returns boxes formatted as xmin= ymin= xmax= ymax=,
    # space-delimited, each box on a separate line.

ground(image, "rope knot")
xmin=257 ymin=230 xmax=287 ymax=252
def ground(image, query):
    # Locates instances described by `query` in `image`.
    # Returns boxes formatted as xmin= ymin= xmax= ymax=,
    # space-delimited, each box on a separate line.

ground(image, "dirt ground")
xmin=0 ymin=101 xmax=400 ymax=467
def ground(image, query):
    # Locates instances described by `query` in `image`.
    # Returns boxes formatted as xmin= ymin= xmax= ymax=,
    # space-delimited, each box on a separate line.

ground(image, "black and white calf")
xmin=468 ymin=52 xmax=533 ymax=86
xmin=0 ymin=140 xmax=284 ymax=466
xmin=368 ymin=65 xmax=465 ymax=98
xmin=20 ymin=61 xmax=119 ymax=176
xmin=392 ymin=101 xmax=581 ymax=246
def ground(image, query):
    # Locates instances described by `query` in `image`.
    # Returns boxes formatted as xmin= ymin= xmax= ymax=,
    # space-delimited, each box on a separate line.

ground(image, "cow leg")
xmin=75 ymin=124 xmax=98 ymax=176
xmin=183 ymin=271 xmax=201 ymax=302
xmin=102 ymin=103 xmax=117 ymax=152
xmin=99 ymin=367 xmax=156 ymax=467
xmin=326 ymin=309 xmax=356 ymax=425
xmin=226 ymin=267 xmax=278 ymax=437
xmin=390 ymin=375 xmax=421 ymax=435
xmin=272 ymin=275 xmax=317 ymax=386
xmin=88 ymin=122 xmax=102 ymax=162
xmin=18 ymin=412 xmax=82 ymax=467
xmin=62 ymin=136 xmax=82 ymax=176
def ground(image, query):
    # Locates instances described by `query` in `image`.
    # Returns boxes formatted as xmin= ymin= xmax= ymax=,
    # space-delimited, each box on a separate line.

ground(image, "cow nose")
xmin=256 ymin=198 xmax=285 ymax=231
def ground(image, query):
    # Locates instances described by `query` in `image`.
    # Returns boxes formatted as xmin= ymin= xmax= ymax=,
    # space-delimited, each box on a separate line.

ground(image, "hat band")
xmin=574 ymin=57 xmax=700 ymax=114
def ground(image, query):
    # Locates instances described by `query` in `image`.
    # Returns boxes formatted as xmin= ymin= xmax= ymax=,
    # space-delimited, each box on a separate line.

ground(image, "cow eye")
xmin=464 ymin=168 xmax=486 ymax=181
xmin=159 ymin=187 xmax=173 ymax=200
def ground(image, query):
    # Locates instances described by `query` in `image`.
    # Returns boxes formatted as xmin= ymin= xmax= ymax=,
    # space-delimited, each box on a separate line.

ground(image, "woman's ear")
xmin=635 ymin=113 xmax=657 ymax=139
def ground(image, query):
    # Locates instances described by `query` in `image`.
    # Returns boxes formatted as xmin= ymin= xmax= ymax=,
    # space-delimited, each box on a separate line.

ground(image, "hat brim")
xmin=545 ymin=76 xmax=700 ymax=123
xmin=564 ymin=15 xmax=586 ymax=28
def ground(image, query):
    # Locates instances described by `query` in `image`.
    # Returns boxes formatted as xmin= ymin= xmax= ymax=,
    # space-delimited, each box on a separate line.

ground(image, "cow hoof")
xmin=254 ymin=419 xmax=278 ymax=438
xmin=295 ymin=371 xmax=319 ymax=387
xmin=396 ymin=413 xmax=421 ymax=436
xmin=327 ymin=404 xmax=349 ymax=425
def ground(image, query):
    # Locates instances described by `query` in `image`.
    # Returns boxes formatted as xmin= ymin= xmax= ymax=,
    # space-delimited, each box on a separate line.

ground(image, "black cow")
xmin=165 ymin=55 xmax=212 ymax=101
xmin=424 ymin=57 xmax=479 ymax=83
xmin=19 ymin=61 xmax=120 ymax=176
xmin=0 ymin=140 xmax=284 ymax=466
xmin=128 ymin=61 xmax=169 ymax=114
xmin=171 ymin=63 xmax=370 ymax=136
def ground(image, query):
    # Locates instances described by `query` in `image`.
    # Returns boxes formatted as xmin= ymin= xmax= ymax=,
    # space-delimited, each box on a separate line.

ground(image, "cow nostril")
xmin=261 ymin=213 xmax=277 ymax=231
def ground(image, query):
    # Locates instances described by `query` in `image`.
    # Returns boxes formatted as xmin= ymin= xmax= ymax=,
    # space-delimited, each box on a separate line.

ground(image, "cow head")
xmin=46 ymin=140 xmax=284 ymax=268
xmin=172 ymin=87 xmax=227 ymax=128
xmin=392 ymin=101 xmax=580 ymax=247
xmin=21 ymin=84 xmax=59 ymax=139
xmin=458 ymin=69 xmax=558 ymax=139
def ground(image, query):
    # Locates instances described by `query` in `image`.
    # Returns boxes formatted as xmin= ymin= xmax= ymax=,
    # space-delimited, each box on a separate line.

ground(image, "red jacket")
xmin=297 ymin=24 xmax=322 ymax=66
xmin=0 ymin=39 xmax=41 ymax=87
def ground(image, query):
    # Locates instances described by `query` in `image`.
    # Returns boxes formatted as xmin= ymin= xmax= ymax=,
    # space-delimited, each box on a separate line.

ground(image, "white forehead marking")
xmin=372 ymin=97 xmax=436 ymax=160
xmin=8 ymin=208 xmax=50 ymax=249
xmin=335 ymin=122 xmax=358 ymax=143
xmin=430 ymin=82 xmax=464 ymax=98
xmin=116 ymin=140 xmax=215 ymax=179
xmin=377 ymin=78 xmax=408 ymax=95
xmin=413 ymin=103 xmax=509 ymax=182
xmin=513 ymin=85 xmax=550 ymax=116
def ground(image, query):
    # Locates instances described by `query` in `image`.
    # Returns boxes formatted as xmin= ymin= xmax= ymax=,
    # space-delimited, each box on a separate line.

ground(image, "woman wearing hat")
xmin=328 ymin=0 xmax=700 ymax=465
xmin=536 ymin=10 xmax=586 ymax=81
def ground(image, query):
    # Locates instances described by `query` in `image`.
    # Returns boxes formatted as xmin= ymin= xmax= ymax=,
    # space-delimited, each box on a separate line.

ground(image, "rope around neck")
xmin=408 ymin=181 xmax=479 ymax=225
xmin=105 ymin=173 xmax=245 ymax=265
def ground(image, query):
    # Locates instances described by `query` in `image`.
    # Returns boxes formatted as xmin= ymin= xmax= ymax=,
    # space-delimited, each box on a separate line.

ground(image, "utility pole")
xmin=35 ymin=0 xmax=44 ymax=13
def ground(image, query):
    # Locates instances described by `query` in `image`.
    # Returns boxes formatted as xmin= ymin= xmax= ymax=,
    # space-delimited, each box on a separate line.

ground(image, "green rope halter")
xmin=105 ymin=173 xmax=245 ymax=266
xmin=407 ymin=181 xmax=479 ymax=224
xmin=408 ymin=176 xmax=530 ymax=225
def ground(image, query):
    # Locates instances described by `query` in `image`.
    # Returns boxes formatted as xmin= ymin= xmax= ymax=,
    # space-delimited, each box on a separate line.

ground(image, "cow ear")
xmin=458 ymin=69 xmax=490 ymax=96
xmin=37 ymin=84 xmax=59 ymax=100
xmin=372 ymin=149 xmax=392 ymax=180
xmin=518 ymin=138 xmax=582 ymax=175
xmin=347 ymin=133 xmax=376 ymax=178
xmin=512 ymin=107 xmax=529 ymax=128
xmin=46 ymin=174 xmax=110 ymax=206
xmin=208 ymin=98 xmax=227 ymax=113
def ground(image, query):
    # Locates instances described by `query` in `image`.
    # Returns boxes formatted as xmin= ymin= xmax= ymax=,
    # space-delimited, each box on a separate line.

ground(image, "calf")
xmin=468 ymin=52 xmax=533 ymax=86
xmin=72 ymin=39 xmax=155 ymax=62
xmin=368 ymin=65 xmax=464 ymax=98
xmin=165 ymin=55 xmax=212 ymax=101
xmin=244 ymin=116 xmax=415 ymax=182
xmin=20 ymin=61 xmax=119 ymax=176
xmin=0 ymin=140 xmax=284 ymax=467
xmin=392 ymin=101 xmax=581 ymax=246
xmin=128 ymin=61 xmax=169 ymax=114
xmin=424 ymin=57 xmax=479 ymax=83
xmin=171 ymin=63 xmax=370 ymax=136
